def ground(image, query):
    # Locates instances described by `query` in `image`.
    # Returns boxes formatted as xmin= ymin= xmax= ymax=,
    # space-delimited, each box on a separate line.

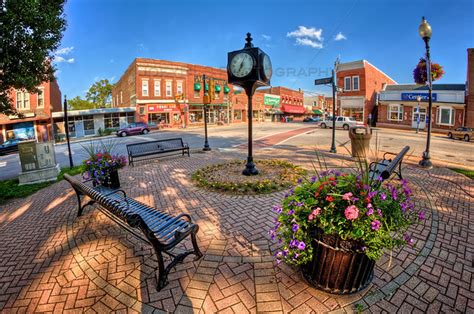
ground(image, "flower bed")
xmin=192 ymin=159 xmax=306 ymax=194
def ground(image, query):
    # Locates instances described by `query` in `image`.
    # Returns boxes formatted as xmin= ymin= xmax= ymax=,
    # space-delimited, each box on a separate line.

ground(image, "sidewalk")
xmin=0 ymin=148 xmax=472 ymax=313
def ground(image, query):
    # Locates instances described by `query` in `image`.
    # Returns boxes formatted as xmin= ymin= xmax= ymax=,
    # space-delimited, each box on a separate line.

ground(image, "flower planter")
xmin=101 ymin=169 xmax=121 ymax=189
xmin=301 ymin=231 xmax=374 ymax=294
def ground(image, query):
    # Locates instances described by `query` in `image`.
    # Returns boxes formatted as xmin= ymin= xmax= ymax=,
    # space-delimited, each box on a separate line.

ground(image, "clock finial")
xmin=244 ymin=33 xmax=254 ymax=48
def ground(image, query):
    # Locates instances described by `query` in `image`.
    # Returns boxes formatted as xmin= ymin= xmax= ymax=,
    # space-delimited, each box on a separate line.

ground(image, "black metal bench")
xmin=369 ymin=146 xmax=410 ymax=184
xmin=126 ymin=138 xmax=190 ymax=167
xmin=64 ymin=174 xmax=202 ymax=290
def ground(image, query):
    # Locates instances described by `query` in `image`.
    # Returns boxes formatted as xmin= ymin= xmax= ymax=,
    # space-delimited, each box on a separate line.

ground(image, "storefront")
xmin=1 ymin=113 xmax=52 ymax=144
xmin=377 ymin=84 xmax=466 ymax=131
xmin=339 ymin=96 xmax=365 ymax=121
xmin=145 ymin=104 xmax=181 ymax=128
xmin=188 ymin=104 xmax=229 ymax=125
xmin=263 ymin=94 xmax=282 ymax=122
xmin=281 ymin=104 xmax=306 ymax=121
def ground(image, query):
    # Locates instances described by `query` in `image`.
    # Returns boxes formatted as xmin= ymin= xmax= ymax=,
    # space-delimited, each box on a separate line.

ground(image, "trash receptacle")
xmin=349 ymin=126 xmax=372 ymax=158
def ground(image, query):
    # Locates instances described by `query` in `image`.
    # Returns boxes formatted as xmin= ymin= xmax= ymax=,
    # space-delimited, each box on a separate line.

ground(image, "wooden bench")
xmin=64 ymin=174 xmax=202 ymax=290
xmin=126 ymin=138 xmax=190 ymax=167
xmin=369 ymin=146 xmax=410 ymax=184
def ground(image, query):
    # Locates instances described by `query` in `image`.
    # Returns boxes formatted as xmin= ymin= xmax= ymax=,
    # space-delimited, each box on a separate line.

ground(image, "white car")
xmin=320 ymin=116 xmax=364 ymax=130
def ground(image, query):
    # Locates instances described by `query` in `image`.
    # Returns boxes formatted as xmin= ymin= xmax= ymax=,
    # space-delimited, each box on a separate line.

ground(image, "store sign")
xmin=148 ymin=104 xmax=176 ymax=112
xmin=401 ymin=93 xmax=437 ymax=102
xmin=264 ymin=94 xmax=281 ymax=107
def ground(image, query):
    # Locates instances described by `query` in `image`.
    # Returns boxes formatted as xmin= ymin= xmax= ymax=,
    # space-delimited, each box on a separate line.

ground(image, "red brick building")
xmin=378 ymin=84 xmax=466 ymax=132
xmin=466 ymin=48 xmax=474 ymax=128
xmin=257 ymin=86 xmax=304 ymax=121
xmin=112 ymin=58 xmax=234 ymax=128
xmin=230 ymin=92 xmax=265 ymax=123
xmin=0 ymin=81 xmax=62 ymax=144
xmin=336 ymin=60 xmax=396 ymax=123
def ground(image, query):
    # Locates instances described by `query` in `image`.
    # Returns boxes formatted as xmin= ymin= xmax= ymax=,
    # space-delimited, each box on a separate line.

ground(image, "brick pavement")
xmin=0 ymin=148 xmax=472 ymax=313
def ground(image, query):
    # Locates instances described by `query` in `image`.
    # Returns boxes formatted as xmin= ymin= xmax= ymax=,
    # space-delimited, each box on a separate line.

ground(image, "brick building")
xmin=112 ymin=58 xmax=234 ymax=128
xmin=466 ymin=48 xmax=474 ymax=128
xmin=230 ymin=92 xmax=265 ymax=123
xmin=0 ymin=80 xmax=61 ymax=144
xmin=336 ymin=60 xmax=396 ymax=124
xmin=304 ymin=95 xmax=328 ymax=117
xmin=257 ymin=86 xmax=304 ymax=121
xmin=378 ymin=84 xmax=466 ymax=132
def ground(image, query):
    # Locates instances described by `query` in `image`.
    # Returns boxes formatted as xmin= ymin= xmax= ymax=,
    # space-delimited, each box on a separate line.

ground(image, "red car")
xmin=116 ymin=122 xmax=150 ymax=137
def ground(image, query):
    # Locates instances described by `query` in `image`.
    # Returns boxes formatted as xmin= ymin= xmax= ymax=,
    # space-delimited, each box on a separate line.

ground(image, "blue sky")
xmin=54 ymin=0 xmax=474 ymax=99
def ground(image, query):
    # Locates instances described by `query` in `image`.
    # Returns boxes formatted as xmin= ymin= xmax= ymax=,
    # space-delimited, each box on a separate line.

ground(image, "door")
xmin=412 ymin=107 xmax=426 ymax=129
xmin=336 ymin=116 xmax=344 ymax=128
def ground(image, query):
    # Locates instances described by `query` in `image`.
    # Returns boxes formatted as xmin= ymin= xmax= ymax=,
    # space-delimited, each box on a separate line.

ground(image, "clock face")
xmin=230 ymin=53 xmax=254 ymax=78
xmin=263 ymin=54 xmax=272 ymax=80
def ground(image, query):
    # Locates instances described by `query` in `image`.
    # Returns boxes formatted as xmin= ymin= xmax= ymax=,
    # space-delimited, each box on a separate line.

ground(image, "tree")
xmin=85 ymin=79 xmax=114 ymax=108
xmin=68 ymin=96 xmax=95 ymax=110
xmin=0 ymin=0 xmax=66 ymax=115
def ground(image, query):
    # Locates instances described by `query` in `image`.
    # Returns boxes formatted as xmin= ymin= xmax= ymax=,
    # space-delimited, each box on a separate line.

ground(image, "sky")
xmin=54 ymin=0 xmax=474 ymax=99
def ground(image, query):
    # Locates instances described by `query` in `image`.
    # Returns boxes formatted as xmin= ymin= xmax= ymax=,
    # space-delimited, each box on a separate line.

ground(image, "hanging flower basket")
xmin=413 ymin=58 xmax=445 ymax=85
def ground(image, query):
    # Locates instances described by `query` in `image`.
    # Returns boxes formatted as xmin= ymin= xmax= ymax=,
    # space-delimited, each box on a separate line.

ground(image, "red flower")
xmin=326 ymin=195 xmax=334 ymax=202
xmin=329 ymin=177 xmax=336 ymax=181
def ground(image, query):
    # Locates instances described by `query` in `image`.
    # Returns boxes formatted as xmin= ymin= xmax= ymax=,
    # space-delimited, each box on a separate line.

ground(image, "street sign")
xmin=314 ymin=77 xmax=333 ymax=85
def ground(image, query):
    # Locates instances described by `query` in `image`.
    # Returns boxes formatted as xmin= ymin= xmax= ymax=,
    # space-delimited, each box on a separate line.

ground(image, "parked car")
xmin=0 ymin=139 xmax=23 ymax=155
xmin=319 ymin=116 xmax=364 ymax=130
xmin=116 ymin=122 xmax=150 ymax=137
xmin=447 ymin=127 xmax=473 ymax=142
xmin=303 ymin=117 xmax=321 ymax=122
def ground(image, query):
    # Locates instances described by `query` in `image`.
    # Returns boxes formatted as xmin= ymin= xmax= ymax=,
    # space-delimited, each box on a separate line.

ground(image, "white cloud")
xmin=295 ymin=38 xmax=323 ymax=49
xmin=334 ymin=32 xmax=347 ymax=41
xmin=55 ymin=46 xmax=74 ymax=55
xmin=262 ymin=34 xmax=271 ymax=41
xmin=287 ymin=26 xmax=323 ymax=41
xmin=54 ymin=56 xmax=74 ymax=63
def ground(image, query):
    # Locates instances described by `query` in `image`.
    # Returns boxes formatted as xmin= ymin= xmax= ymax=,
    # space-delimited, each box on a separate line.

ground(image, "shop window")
xmin=148 ymin=113 xmax=169 ymax=126
xmin=189 ymin=111 xmax=203 ymax=123
xmin=83 ymin=115 xmax=95 ymax=136
xmin=120 ymin=112 xmax=135 ymax=124
xmin=344 ymin=77 xmax=351 ymax=91
xmin=104 ymin=113 xmax=120 ymax=129
xmin=37 ymin=88 xmax=44 ymax=108
xmin=173 ymin=113 xmax=180 ymax=122
xmin=388 ymin=105 xmax=403 ymax=121
xmin=154 ymin=80 xmax=161 ymax=96
xmin=166 ymin=81 xmax=172 ymax=97
xmin=233 ymin=110 xmax=242 ymax=120
xmin=437 ymin=107 xmax=455 ymax=126
xmin=142 ymin=79 xmax=149 ymax=97
xmin=352 ymin=76 xmax=359 ymax=91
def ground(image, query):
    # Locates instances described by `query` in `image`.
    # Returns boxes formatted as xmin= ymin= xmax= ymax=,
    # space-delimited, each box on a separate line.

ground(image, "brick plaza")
xmin=0 ymin=148 xmax=472 ymax=313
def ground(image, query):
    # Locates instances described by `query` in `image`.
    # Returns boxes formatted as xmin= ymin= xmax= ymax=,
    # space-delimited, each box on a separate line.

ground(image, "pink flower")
xmin=308 ymin=207 xmax=321 ymax=221
xmin=344 ymin=205 xmax=359 ymax=220
xmin=371 ymin=220 xmax=381 ymax=231
xmin=342 ymin=192 xmax=353 ymax=201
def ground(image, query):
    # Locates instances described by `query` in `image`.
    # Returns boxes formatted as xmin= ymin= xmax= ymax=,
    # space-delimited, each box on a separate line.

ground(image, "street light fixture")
xmin=418 ymin=17 xmax=433 ymax=169
xmin=416 ymin=95 xmax=421 ymax=134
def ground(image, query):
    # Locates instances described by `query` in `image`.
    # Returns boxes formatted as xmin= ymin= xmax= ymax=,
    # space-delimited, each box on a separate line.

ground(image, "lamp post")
xmin=418 ymin=16 xmax=433 ymax=169
xmin=63 ymin=95 xmax=74 ymax=169
xmin=202 ymin=74 xmax=211 ymax=151
xmin=416 ymin=95 xmax=421 ymax=134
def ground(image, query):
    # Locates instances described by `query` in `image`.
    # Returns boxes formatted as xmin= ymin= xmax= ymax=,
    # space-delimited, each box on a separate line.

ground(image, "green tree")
xmin=85 ymin=79 xmax=114 ymax=108
xmin=0 ymin=0 xmax=66 ymax=115
xmin=68 ymin=96 xmax=95 ymax=110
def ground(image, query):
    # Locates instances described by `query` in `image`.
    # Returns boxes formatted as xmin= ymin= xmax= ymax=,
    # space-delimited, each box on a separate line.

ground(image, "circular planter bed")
xmin=192 ymin=159 xmax=306 ymax=194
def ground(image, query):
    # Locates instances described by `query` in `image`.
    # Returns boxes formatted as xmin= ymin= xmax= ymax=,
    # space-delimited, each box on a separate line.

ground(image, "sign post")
xmin=314 ymin=73 xmax=337 ymax=153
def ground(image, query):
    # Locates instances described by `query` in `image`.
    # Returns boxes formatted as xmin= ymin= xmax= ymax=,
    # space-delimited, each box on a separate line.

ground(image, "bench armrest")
xmin=103 ymin=189 xmax=127 ymax=199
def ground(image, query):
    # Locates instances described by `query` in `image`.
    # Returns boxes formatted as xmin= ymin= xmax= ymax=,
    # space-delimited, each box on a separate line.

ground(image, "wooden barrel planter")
xmin=301 ymin=230 xmax=375 ymax=294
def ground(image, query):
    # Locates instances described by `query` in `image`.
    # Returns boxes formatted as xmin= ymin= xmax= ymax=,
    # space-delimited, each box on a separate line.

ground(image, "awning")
xmin=281 ymin=104 xmax=305 ymax=114
xmin=313 ymin=109 xmax=323 ymax=115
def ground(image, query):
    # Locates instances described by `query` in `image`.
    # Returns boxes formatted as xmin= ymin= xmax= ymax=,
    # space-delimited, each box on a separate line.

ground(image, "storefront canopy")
xmin=313 ymin=109 xmax=323 ymax=115
xmin=281 ymin=104 xmax=305 ymax=114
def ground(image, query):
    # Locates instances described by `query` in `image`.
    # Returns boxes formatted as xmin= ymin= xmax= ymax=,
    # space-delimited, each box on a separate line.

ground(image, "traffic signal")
xmin=209 ymin=79 xmax=215 ymax=101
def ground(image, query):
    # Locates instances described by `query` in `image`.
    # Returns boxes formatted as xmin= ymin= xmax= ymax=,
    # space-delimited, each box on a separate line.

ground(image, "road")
xmin=0 ymin=122 xmax=472 ymax=180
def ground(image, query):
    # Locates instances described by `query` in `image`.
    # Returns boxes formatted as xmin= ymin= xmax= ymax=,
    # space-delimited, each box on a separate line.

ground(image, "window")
xmin=176 ymin=81 xmax=183 ymax=95
xmin=37 ymin=88 xmax=44 ymax=108
xmin=352 ymin=76 xmax=359 ymax=91
xmin=120 ymin=112 xmax=135 ymax=124
xmin=142 ymin=79 xmax=149 ymax=96
xmin=388 ymin=105 xmax=403 ymax=121
xmin=120 ymin=91 xmax=123 ymax=104
xmin=437 ymin=107 xmax=455 ymax=126
xmin=16 ymin=91 xmax=30 ymax=110
xmin=83 ymin=115 xmax=95 ymax=136
xmin=344 ymin=77 xmax=351 ymax=91
xmin=194 ymin=90 xmax=200 ymax=98
xmin=104 ymin=113 xmax=120 ymax=129
xmin=234 ymin=110 xmax=242 ymax=120
xmin=154 ymin=80 xmax=161 ymax=96
xmin=166 ymin=81 xmax=172 ymax=97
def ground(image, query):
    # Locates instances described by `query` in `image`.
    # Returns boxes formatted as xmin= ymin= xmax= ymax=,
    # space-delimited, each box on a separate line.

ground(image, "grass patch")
xmin=450 ymin=168 xmax=474 ymax=180
xmin=0 ymin=166 xmax=83 ymax=205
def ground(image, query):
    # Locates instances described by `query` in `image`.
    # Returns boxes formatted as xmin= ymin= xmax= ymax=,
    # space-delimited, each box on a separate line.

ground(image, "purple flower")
xmin=295 ymin=202 xmax=304 ymax=207
xmin=361 ymin=246 xmax=367 ymax=252
xmin=380 ymin=192 xmax=387 ymax=201
xmin=404 ymin=233 xmax=414 ymax=246
xmin=310 ymin=176 xmax=317 ymax=183
xmin=366 ymin=207 xmax=374 ymax=216
xmin=377 ymin=208 xmax=383 ymax=217
xmin=371 ymin=220 xmax=381 ymax=231
xmin=288 ymin=209 xmax=295 ymax=215
xmin=391 ymin=188 xmax=398 ymax=200
xmin=272 ymin=205 xmax=283 ymax=214
xmin=297 ymin=242 xmax=306 ymax=250
xmin=292 ymin=224 xmax=299 ymax=233
xmin=283 ymin=249 xmax=289 ymax=256
xmin=419 ymin=211 xmax=425 ymax=220
xmin=368 ymin=190 xmax=378 ymax=198
xmin=297 ymin=178 xmax=303 ymax=184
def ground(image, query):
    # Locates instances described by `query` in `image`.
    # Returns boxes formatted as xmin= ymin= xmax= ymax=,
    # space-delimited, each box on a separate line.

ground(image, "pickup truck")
xmin=319 ymin=116 xmax=364 ymax=130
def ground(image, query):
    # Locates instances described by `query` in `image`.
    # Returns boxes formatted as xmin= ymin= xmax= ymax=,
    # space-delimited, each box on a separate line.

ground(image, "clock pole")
xmin=243 ymin=84 xmax=258 ymax=176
